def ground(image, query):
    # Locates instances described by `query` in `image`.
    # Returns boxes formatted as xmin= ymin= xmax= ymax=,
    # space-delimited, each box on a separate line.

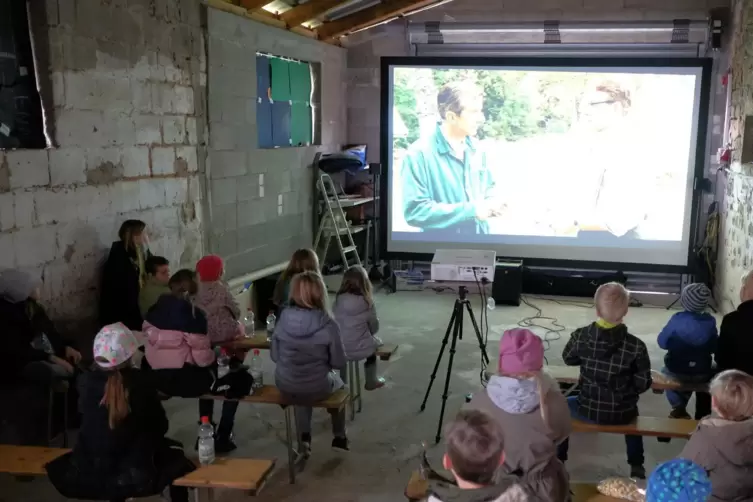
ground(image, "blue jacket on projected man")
xmin=401 ymin=81 xmax=501 ymax=236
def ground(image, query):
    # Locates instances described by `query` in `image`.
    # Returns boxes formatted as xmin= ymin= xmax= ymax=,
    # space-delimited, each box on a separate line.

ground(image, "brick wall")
xmin=206 ymin=10 xmax=347 ymax=279
xmin=346 ymin=0 xmax=728 ymax=161
xmin=717 ymin=0 xmax=753 ymax=312
xmin=0 ymin=0 xmax=205 ymax=325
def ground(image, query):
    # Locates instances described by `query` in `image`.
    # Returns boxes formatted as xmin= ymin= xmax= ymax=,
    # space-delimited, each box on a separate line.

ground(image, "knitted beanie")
xmin=498 ymin=328 xmax=544 ymax=374
xmin=646 ymin=459 xmax=711 ymax=502
xmin=196 ymin=255 xmax=224 ymax=282
xmin=680 ymin=283 xmax=711 ymax=313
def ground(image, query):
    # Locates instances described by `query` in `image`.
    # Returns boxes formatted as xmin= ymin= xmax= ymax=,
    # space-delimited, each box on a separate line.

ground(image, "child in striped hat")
xmin=657 ymin=283 xmax=717 ymax=420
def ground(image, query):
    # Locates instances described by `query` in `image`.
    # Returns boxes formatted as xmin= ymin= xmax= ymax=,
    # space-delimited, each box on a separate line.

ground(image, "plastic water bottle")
xmin=250 ymin=349 xmax=264 ymax=390
xmin=217 ymin=349 xmax=230 ymax=379
xmin=244 ymin=308 xmax=255 ymax=337
xmin=265 ymin=312 xmax=276 ymax=335
xmin=486 ymin=296 xmax=496 ymax=311
xmin=198 ymin=416 xmax=215 ymax=465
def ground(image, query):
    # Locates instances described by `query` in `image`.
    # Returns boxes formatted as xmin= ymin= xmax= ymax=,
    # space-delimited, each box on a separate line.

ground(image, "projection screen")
xmin=381 ymin=57 xmax=712 ymax=270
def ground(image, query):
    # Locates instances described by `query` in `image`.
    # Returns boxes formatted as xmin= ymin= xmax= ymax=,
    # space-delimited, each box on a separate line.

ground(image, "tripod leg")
xmin=435 ymin=311 xmax=462 ymax=444
xmin=420 ymin=304 xmax=458 ymax=412
xmin=464 ymin=303 xmax=490 ymax=366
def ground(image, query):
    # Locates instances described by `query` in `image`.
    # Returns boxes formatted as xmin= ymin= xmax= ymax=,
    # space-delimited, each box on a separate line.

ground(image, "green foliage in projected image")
xmin=391 ymin=68 xmax=590 ymax=150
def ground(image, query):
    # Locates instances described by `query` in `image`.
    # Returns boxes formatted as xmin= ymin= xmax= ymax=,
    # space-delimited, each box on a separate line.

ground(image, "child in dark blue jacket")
xmin=658 ymin=283 xmax=717 ymax=420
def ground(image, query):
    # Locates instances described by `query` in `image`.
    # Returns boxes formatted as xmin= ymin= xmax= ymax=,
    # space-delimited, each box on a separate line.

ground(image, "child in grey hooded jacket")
xmin=467 ymin=329 xmax=571 ymax=502
xmin=271 ymin=271 xmax=350 ymax=453
xmin=333 ymin=266 xmax=385 ymax=390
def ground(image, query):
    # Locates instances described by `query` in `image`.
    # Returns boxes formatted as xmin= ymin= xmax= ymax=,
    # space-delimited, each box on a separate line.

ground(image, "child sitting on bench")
xmin=46 ymin=323 xmax=195 ymax=502
xmin=657 ymin=282 xmax=717 ymax=420
xmin=557 ymin=282 xmax=652 ymax=479
xmin=678 ymin=369 xmax=753 ymax=501
xmin=273 ymin=248 xmax=320 ymax=309
xmin=194 ymin=255 xmax=243 ymax=344
xmin=425 ymin=409 xmax=532 ymax=502
xmin=467 ymin=328 xmax=570 ymax=501
xmin=271 ymin=271 xmax=349 ymax=454
xmin=333 ymin=265 xmax=386 ymax=391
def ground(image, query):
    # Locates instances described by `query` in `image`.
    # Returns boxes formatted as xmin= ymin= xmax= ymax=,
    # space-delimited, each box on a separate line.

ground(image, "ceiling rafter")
xmin=207 ymin=0 xmax=326 ymax=41
xmin=281 ymin=0 xmax=347 ymax=28
xmin=316 ymin=0 xmax=436 ymax=40
xmin=238 ymin=0 xmax=274 ymax=10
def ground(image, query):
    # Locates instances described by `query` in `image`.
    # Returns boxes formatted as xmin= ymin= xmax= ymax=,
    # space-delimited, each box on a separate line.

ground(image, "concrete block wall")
xmin=717 ymin=0 xmax=753 ymax=312
xmin=206 ymin=10 xmax=346 ymax=279
xmin=346 ymin=0 xmax=728 ymax=162
xmin=0 ymin=0 xmax=206 ymax=323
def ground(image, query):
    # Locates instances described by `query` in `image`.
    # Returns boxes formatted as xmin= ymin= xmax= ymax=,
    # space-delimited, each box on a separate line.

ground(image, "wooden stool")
xmin=347 ymin=360 xmax=363 ymax=421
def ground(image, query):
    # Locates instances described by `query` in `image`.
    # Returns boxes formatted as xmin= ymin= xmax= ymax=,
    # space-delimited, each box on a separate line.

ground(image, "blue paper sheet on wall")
xmin=271 ymin=101 xmax=291 ymax=147
xmin=256 ymin=55 xmax=270 ymax=99
xmin=257 ymin=99 xmax=273 ymax=148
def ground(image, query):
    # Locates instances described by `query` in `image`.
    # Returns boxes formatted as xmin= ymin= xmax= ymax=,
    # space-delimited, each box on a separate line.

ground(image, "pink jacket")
xmin=143 ymin=322 xmax=216 ymax=370
xmin=194 ymin=281 xmax=243 ymax=343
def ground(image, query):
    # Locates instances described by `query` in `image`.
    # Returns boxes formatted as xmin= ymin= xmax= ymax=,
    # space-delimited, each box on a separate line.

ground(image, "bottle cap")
xmin=253 ymin=349 xmax=260 ymax=355
xmin=201 ymin=416 xmax=210 ymax=424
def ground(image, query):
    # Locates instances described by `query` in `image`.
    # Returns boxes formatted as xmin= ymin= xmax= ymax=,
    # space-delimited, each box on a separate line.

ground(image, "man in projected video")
xmin=401 ymin=81 xmax=500 ymax=236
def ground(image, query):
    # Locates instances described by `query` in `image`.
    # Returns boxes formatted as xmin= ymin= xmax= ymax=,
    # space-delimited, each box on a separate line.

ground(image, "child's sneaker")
xmin=629 ymin=465 xmax=646 ymax=480
xmin=365 ymin=377 xmax=386 ymax=391
xmin=300 ymin=433 xmax=312 ymax=458
xmin=669 ymin=407 xmax=692 ymax=419
xmin=331 ymin=436 xmax=350 ymax=452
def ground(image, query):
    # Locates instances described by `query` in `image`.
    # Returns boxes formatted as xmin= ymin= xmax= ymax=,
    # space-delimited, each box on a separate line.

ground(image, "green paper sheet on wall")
xmin=289 ymin=62 xmax=312 ymax=102
xmin=291 ymin=103 xmax=312 ymax=145
xmin=270 ymin=58 xmax=291 ymax=101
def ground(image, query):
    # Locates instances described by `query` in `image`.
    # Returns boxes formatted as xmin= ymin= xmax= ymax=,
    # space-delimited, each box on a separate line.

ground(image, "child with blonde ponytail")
xmin=467 ymin=328 xmax=571 ymax=502
xmin=46 ymin=323 xmax=195 ymax=502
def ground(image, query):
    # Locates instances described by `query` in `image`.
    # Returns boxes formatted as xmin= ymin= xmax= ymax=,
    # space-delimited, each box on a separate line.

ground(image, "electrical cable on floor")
xmin=518 ymin=296 xmax=566 ymax=365
xmin=472 ymin=268 xmax=490 ymax=387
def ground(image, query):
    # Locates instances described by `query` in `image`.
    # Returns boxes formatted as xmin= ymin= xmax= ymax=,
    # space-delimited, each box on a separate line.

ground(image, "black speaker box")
xmin=492 ymin=261 xmax=523 ymax=306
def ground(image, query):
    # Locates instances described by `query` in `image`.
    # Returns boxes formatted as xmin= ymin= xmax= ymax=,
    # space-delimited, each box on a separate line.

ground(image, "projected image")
xmin=388 ymin=64 xmax=703 ymax=266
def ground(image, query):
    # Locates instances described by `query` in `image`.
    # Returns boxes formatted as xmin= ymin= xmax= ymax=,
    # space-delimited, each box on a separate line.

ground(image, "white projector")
xmin=431 ymin=249 xmax=497 ymax=283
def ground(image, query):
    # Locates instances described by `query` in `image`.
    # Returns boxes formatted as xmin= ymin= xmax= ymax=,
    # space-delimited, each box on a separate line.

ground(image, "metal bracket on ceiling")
xmin=544 ymin=21 xmax=561 ymax=44
xmin=426 ymin=21 xmax=443 ymax=44
xmin=672 ymin=19 xmax=690 ymax=43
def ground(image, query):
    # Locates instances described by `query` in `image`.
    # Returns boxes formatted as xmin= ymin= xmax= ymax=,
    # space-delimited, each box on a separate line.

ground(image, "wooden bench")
xmin=572 ymin=416 xmax=697 ymax=439
xmin=404 ymin=470 xmax=621 ymax=501
xmin=221 ymin=333 xmax=399 ymax=361
xmin=0 ymin=445 xmax=274 ymax=501
xmin=545 ymin=365 xmax=709 ymax=394
xmin=205 ymin=385 xmax=349 ymax=484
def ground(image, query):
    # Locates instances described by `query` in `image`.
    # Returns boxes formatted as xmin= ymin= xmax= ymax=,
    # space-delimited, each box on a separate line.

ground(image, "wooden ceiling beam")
xmin=316 ymin=0 xmax=436 ymax=40
xmin=206 ymin=0 xmax=324 ymax=41
xmin=239 ymin=0 xmax=274 ymax=10
xmin=281 ymin=0 xmax=347 ymax=28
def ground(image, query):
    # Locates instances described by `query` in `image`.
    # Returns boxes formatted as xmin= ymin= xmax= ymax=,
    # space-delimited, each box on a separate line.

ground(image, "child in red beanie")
xmin=194 ymin=255 xmax=243 ymax=344
xmin=193 ymin=255 xmax=244 ymax=452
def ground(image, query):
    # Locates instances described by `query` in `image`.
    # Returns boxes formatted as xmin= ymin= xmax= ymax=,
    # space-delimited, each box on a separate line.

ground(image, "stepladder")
xmin=313 ymin=172 xmax=362 ymax=271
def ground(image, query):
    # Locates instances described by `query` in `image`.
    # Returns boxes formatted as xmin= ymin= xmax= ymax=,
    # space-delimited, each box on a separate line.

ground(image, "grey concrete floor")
xmin=1 ymin=288 xmax=720 ymax=502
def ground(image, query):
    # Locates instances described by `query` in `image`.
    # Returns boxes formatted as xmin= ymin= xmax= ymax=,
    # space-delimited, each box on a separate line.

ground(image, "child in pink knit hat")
xmin=467 ymin=328 xmax=571 ymax=502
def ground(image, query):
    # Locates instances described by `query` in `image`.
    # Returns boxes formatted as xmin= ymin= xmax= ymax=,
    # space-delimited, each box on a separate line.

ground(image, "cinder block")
xmin=235 ymin=174 xmax=259 ymax=202
xmin=134 ymin=115 xmax=162 ymax=145
xmin=35 ymin=188 xmax=79 ymax=225
xmin=13 ymin=226 xmax=58 ymax=267
xmin=209 ymin=122 xmax=242 ymax=150
xmin=151 ymin=83 xmax=177 ymax=114
xmin=176 ymin=146 xmax=198 ymax=173
xmin=56 ymin=110 xmax=105 ymax=146
xmin=85 ymin=147 xmax=122 ymax=172
xmin=163 ymin=116 xmax=186 ymax=144
xmin=208 ymin=150 xmax=247 ymax=179
xmin=8 ymin=150 xmax=50 ymax=189
xmin=64 ymin=72 xmax=99 ymax=110
xmin=131 ymin=80 xmax=153 ymax=113
xmin=99 ymin=76 xmax=133 ymax=113
xmin=210 ymin=178 xmax=237 ymax=206
xmin=49 ymin=148 xmax=86 ymax=186
xmin=51 ymin=72 xmax=65 ymax=107
xmin=138 ymin=179 xmax=167 ymax=210
xmin=214 ymin=229 xmax=238 ymax=257
xmin=164 ymin=177 xmax=189 ymax=206
xmin=212 ymin=202 xmax=238 ymax=232
xmin=0 ymin=233 xmax=14 ymax=268
xmin=186 ymin=117 xmax=198 ymax=145
xmin=75 ymin=185 xmax=113 ymax=222
xmin=0 ymin=193 xmax=13 ymax=231
xmin=14 ymin=191 xmax=34 ymax=228
xmin=122 ymin=147 xmax=150 ymax=177
xmin=114 ymin=181 xmax=143 ymax=214
xmin=174 ymin=86 xmax=195 ymax=115
xmin=151 ymin=147 xmax=176 ymax=175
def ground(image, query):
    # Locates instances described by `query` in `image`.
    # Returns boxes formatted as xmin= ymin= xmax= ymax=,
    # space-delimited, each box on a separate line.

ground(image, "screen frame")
xmin=379 ymin=56 xmax=713 ymax=274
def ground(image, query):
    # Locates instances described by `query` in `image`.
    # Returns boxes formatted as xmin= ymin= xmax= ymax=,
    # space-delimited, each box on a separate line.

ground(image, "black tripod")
xmin=420 ymin=286 xmax=490 ymax=444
